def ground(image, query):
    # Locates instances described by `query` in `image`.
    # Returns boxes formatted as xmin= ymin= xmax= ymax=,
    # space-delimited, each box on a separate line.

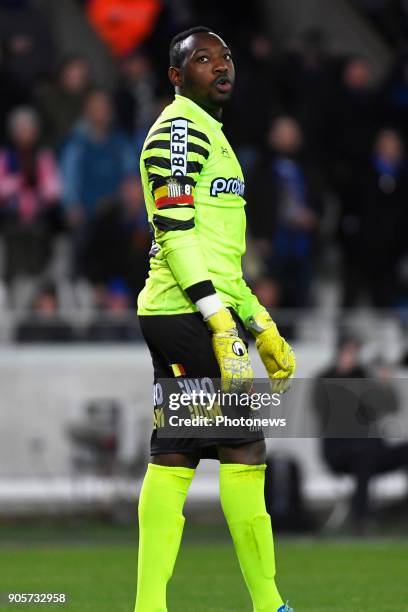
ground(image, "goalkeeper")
xmin=135 ymin=26 xmax=296 ymax=612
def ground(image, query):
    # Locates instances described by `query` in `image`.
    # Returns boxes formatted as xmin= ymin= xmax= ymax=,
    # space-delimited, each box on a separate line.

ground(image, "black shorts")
xmin=139 ymin=311 xmax=264 ymax=459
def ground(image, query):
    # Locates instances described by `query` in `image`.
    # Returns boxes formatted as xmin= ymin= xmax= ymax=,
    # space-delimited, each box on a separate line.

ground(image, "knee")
xmin=218 ymin=440 xmax=266 ymax=465
xmin=152 ymin=453 xmax=200 ymax=469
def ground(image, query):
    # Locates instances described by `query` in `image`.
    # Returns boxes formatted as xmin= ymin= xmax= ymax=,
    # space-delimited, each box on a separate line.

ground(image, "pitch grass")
xmin=0 ymin=522 xmax=407 ymax=612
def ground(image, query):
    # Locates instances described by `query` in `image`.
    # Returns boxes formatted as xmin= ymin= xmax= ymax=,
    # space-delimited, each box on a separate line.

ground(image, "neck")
xmin=202 ymin=103 xmax=222 ymax=120
xmin=176 ymin=90 xmax=222 ymax=120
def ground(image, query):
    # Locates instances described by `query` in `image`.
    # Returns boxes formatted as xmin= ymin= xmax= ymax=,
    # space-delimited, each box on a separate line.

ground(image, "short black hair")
xmin=169 ymin=26 xmax=213 ymax=67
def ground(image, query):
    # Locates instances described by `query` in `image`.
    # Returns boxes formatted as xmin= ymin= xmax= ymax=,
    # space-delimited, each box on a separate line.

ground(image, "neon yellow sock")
xmin=220 ymin=463 xmax=284 ymax=612
xmin=134 ymin=463 xmax=195 ymax=612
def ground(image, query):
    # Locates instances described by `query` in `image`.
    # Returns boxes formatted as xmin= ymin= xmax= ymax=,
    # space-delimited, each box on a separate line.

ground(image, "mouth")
xmin=214 ymin=75 xmax=232 ymax=93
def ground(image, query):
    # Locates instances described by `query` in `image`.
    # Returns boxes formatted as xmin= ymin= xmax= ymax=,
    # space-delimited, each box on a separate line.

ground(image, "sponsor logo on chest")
xmin=210 ymin=176 xmax=245 ymax=197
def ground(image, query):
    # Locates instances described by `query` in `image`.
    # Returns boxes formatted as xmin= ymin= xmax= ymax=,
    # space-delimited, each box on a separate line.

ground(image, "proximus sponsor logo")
xmin=210 ymin=177 xmax=245 ymax=197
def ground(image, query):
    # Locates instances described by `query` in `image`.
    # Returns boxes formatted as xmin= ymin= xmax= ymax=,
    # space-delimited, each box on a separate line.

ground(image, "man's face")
xmin=85 ymin=92 xmax=112 ymax=131
xmin=169 ymin=32 xmax=235 ymax=113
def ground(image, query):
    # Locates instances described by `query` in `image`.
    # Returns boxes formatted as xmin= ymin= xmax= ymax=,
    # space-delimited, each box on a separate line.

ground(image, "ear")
xmin=168 ymin=66 xmax=182 ymax=88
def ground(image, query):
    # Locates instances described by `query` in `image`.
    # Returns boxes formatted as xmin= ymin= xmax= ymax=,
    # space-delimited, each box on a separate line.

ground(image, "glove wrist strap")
xmin=246 ymin=309 xmax=276 ymax=337
xmin=206 ymin=308 xmax=236 ymax=334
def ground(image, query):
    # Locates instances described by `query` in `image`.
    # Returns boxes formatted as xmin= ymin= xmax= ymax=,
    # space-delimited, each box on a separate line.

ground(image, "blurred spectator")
xmin=277 ymin=28 xmax=337 ymax=165
xmin=15 ymin=281 xmax=75 ymax=343
xmin=81 ymin=176 xmax=150 ymax=294
xmin=0 ymin=56 xmax=29 ymax=145
xmin=252 ymin=276 xmax=294 ymax=338
xmin=252 ymin=277 xmax=281 ymax=310
xmin=60 ymin=89 xmax=137 ymax=231
xmin=381 ymin=47 xmax=408 ymax=140
xmin=0 ymin=107 xmax=62 ymax=280
xmin=35 ymin=56 xmax=91 ymax=147
xmin=192 ymin=0 xmax=261 ymax=49
xmin=265 ymin=452 xmax=313 ymax=532
xmin=313 ymin=334 xmax=408 ymax=524
xmin=67 ymin=399 xmax=121 ymax=475
xmin=115 ymin=50 xmax=161 ymax=157
xmin=0 ymin=107 xmax=61 ymax=224
xmin=247 ymin=116 xmax=322 ymax=307
xmin=138 ymin=0 xmax=194 ymax=88
xmin=86 ymin=0 xmax=162 ymax=57
xmin=84 ymin=278 xmax=141 ymax=342
xmin=0 ymin=0 xmax=56 ymax=144
xmin=354 ymin=0 xmax=407 ymax=45
xmin=0 ymin=0 xmax=55 ymax=98
xmin=328 ymin=56 xmax=381 ymax=192
xmin=338 ymin=128 xmax=408 ymax=307
xmin=225 ymin=33 xmax=283 ymax=172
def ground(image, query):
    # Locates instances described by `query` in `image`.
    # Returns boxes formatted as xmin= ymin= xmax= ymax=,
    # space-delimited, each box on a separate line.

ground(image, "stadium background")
xmin=1 ymin=1 xmax=408 ymax=610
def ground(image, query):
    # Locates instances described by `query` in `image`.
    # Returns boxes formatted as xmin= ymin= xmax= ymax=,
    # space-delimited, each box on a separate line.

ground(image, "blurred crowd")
xmin=2 ymin=0 xmax=408 ymax=341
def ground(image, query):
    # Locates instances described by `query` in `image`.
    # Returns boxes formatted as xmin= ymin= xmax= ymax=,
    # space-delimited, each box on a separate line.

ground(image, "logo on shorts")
xmin=232 ymin=340 xmax=246 ymax=357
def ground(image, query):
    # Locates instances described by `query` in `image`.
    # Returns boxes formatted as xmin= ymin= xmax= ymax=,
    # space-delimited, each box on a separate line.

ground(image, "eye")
xmin=197 ymin=55 xmax=209 ymax=63
xmin=224 ymin=53 xmax=232 ymax=61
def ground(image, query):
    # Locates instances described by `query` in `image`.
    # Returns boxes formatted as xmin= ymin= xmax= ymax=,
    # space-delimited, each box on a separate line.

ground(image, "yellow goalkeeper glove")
xmin=247 ymin=310 xmax=296 ymax=393
xmin=206 ymin=308 xmax=253 ymax=393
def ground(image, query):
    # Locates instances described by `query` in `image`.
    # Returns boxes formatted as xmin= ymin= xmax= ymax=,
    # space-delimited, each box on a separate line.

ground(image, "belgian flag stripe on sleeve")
xmin=155 ymin=195 xmax=194 ymax=209
xmin=153 ymin=181 xmax=195 ymax=210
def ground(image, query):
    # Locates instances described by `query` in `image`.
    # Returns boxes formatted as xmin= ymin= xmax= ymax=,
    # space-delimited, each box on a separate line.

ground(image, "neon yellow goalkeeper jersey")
xmin=137 ymin=94 xmax=263 ymax=322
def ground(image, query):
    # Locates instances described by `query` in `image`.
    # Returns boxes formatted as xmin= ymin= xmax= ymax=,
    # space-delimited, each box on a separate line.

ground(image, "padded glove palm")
xmin=207 ymin=309 xmax=253 ymax=393
xmin=247 ymin=310 xmax=296 ymax=393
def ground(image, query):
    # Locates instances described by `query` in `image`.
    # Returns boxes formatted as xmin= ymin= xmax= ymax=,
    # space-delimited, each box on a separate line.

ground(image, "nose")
xmin=213 ymin=57 xmax=229 ymax=74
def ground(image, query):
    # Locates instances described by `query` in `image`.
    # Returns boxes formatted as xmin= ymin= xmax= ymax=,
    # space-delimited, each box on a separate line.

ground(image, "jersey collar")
xmin=175 ymin=94 xmax=223 ymax=129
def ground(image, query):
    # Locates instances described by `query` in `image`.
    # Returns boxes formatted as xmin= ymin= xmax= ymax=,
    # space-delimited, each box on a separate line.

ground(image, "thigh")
xmin=217 ymin=439 xmax=266 ymax=465
xmin=139 ymin=312 xmax=220 ymax=379
xmin=152 ymin=452 xmax=200 ymax=468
